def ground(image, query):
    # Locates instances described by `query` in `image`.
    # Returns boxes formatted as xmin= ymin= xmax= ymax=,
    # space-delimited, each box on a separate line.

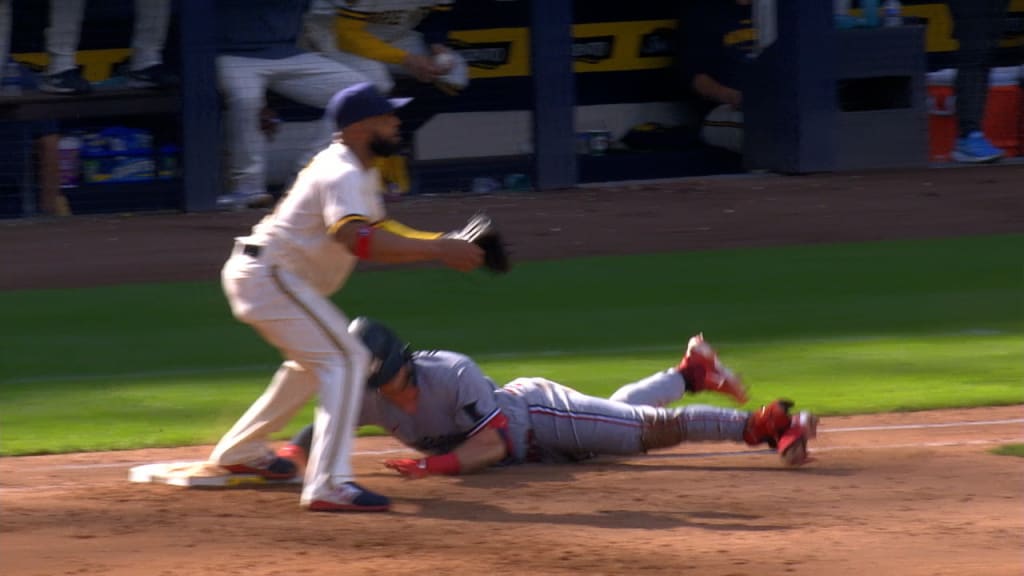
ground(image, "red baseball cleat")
xmin=744 ymin=399 xmax=819 ymax=466
xmin=678 ymin=333 xmax=749 ymax=404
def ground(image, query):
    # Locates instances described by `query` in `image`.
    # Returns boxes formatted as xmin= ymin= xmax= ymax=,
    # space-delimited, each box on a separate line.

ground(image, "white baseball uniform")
xmin=211 ymin=140 xmax=386 ymax=506
xmin=303 ymin=0 xmax=464 ymax=94
xmin=45 ymin=0 xmax=172 ymax=75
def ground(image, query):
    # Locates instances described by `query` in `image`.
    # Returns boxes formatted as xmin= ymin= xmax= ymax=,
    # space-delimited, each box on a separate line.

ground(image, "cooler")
xmin=926 ymin=68 xmax=957 ymax=161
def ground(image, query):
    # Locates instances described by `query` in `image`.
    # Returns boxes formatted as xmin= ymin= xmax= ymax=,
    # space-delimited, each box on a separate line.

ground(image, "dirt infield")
xmin=1 ymin=164 xmax=1023 ymax=575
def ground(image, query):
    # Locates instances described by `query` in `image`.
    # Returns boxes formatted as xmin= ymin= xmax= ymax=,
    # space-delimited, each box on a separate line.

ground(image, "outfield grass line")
xmin=4 ymin=418 xmax=1018 ymax=475
xmin=823 ymin=418 xmax=1024 ymax=433
xmin=2 ymin=328 xmax=1015 ymax=386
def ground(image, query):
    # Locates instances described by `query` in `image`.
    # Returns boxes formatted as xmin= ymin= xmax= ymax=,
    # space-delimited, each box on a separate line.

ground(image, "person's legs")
xmin=45 ymin=0 xmax=86 ymax=75
xmin=216 ymin=54 xmax=276 ymax=204
xmin=217 ymin=264 xmax=387 ymax=510
xmin=129 ymin=0 xmax=171 ymax=71
xmin=267 ymin=52 xmax=372 ymax=175
xmin=949 ymin=0 xmax=1010 ymax=162
xmin=40 ymin=0 xmax=91 ymax=94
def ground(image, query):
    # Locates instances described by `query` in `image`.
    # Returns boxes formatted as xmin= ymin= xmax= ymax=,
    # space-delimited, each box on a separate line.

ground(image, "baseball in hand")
xmin=434 ymin=52 xmax=455 ymax=72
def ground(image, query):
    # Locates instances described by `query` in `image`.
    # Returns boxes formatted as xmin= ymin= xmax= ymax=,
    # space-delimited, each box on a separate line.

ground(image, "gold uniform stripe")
xmin=372 ymin=219 xmax=444 ymax=240
xmin=327 ymin=214 xmax=370 ymax=237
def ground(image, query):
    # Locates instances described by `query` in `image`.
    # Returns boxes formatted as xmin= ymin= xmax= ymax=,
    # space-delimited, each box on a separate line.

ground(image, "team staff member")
xmin=277 ymin=318 xmax=819 ymax=479
xmin=208 ymin=83 xmax=484 ymax=513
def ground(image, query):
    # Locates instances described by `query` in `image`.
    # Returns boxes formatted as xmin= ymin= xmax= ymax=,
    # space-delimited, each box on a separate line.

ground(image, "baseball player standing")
xmin=301 ymin=0 xmax=468 ymax=95
xmin=209 ymin=83 xmax=484 ymax=513
xmin=277 ymin=318 xmax=819 ymax=480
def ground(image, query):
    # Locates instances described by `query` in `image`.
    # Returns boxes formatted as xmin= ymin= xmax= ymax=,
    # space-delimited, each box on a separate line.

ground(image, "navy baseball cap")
xmin=326 ymin=82 xmax=412 ymax=130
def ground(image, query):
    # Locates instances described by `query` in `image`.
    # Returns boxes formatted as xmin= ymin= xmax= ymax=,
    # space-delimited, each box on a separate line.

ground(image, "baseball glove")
xmin=447 ymin=213 xmax=511 ymax=274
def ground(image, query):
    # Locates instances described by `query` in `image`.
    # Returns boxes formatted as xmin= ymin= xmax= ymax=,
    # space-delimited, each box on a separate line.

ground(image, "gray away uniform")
xmin=350 ymin=350 xmax=751 ymax=464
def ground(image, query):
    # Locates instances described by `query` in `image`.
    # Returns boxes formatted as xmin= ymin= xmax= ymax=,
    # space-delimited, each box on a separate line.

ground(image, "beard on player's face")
xmin=369 ymin=131 xmax=403 ymax=157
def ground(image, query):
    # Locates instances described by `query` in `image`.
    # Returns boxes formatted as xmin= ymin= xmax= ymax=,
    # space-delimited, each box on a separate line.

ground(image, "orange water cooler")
xmin=926 ymin=67 xmax=1022 ymax=161
xmin=982 ymin=66 xmax=1021 ymax=157
xmin=926 ymin=69 xmax=957 ymax=161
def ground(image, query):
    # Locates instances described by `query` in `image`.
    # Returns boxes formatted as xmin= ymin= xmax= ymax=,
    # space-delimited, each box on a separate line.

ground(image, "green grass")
xmin=1 ymin=234 xmax=1021 ymax=455
xmin=991 ymin=444 xmax=1024 ymax=457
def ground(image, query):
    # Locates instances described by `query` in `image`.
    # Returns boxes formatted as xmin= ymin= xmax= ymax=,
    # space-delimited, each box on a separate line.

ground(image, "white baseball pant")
xmin=216 ymin=52 xmax=370 ymax=193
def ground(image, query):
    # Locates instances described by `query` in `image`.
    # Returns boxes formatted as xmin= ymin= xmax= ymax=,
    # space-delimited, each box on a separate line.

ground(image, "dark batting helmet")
xmin=348 ymin=317 xmax=412 ymax=389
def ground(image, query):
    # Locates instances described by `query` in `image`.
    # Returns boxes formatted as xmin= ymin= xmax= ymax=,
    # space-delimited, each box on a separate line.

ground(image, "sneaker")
xmin=951 ymin=131 xmax=1004 ymax=163
xmin=275 ymin=443 xmax=308 ymax=469
xmin=222 ymin=454 xmax=298 ymax=480
xmin=216 ymin=190 xmax=274 ymax=211
xmin=127 ymin=64 xmax=180 ymax=89
xmin=39 ymin=67 xmax=92 ymax=95
xmin=744 ymin=399 xmax=818 ymax=466
xmin=308 ymin=482 xmax=391 ymax=512
xmin=677 ymin=333 xmax=748 ymax=404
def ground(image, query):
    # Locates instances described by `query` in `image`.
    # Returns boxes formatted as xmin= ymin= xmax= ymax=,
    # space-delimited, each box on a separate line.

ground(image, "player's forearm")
xmin=335 ymin=12 xmax=407 ymax=64
xmin=692 ymin=73 xmax=741 ymax=107
xmin=451 ymin=428 xmax=508 ymax=473
xmin=334 ymin=220 xmax=442 ymax=264
xmin=360 ymin=230 xmax=446 ymax=264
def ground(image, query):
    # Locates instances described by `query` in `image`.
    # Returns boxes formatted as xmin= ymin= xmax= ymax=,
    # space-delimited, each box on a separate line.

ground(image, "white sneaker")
xmin=216 ymin=190 xmax=273 ymax=211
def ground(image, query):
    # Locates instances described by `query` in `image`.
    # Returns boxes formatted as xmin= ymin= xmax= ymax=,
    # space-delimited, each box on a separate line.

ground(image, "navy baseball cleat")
xmin=308 ymin=482 xmax=391 ymax=512
xmin=222 ymin=454 xmax=298 ymax=480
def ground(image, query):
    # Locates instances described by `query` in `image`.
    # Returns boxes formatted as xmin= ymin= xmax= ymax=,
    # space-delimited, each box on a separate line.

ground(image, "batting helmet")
xmin=349 ymin=317 xmax=412 ymax=389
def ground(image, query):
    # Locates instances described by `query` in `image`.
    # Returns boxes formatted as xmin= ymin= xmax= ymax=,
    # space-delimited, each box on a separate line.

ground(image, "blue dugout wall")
xmin=2 ymin=0 xmax=1022 ymax=213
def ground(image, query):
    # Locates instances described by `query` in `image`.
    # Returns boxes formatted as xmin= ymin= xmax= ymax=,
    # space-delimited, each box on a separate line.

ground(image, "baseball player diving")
xmin=208 ymin=83 xmax=506 ymax=514
xmin=276 ymin=318 xmax=819 ymax=480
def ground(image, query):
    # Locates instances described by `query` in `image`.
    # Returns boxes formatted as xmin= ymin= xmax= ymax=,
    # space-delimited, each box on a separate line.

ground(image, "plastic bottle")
xmin=1 ymin=59 xmax=22 ymax=96
xmin=57 ymin=134 xmax=83 ymax=188
xmin=883 ymin=0 xmax=902 ymax=27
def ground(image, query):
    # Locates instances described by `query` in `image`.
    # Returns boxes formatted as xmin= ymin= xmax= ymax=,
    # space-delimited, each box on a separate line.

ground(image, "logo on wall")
xmin=450 ymin=40 xmax=513 ymax=70
xmin=638 ymin=28 xmax=674 ymax=58
xmin=573 ymin=36 xmax=614 ymax=63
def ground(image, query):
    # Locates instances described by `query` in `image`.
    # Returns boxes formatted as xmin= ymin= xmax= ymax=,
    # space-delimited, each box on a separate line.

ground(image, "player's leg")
xmin=608 ymin=369 xmax=685 ymax=407
xmin=253 ymin=267 xmax=387 ymax=512
xmin=523 ymin=379 xmax=815 ymax=465
xmin=299 ymin=14 xmax=394 ymax=94
xmin=127 ymin=0 xmax=178 ymax=87
xmin=208 ymin=359 xmax=318 ymax=476
xmin=129 ymin=0 xmax=171 ymax=71
xmin=267 ymin=52 xmax=375 ymax=176
xmin=44 ymin=0 xmax=85 ymax=75
xmin=215 ymin=54 xmax=275 ymax=204
xmin=609 ymin=334 xmax=747 ymax=405
xmin=40 ymin=0 xmax=91 ymax=94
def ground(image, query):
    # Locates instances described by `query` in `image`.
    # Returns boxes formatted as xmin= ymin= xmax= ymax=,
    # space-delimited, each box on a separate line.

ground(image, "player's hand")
xmin=429 ymin=44 xmax=456 ymax=73
xmin=723 ymin=88 xmax=743 ymax=110
xmin=437 ymin=238 xmax=484 ymax=272
xmin=384 ymin=458 xmax=431 ymax=479
xmin=402 ymin=53 xmax=444 ymax=83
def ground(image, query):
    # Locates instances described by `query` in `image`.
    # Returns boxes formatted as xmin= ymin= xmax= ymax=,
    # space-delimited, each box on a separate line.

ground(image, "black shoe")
xmin=128 ymin=64 xmax=179 ymax=89
xmin=39 ymin=67 xmax=92 ymax=95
